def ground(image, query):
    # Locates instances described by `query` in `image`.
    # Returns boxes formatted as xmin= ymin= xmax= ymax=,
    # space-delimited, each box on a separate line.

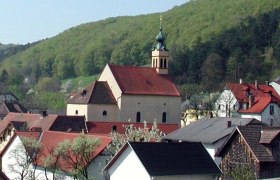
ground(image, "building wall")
xmin=108 ymin=147 xmax=151 ymax=180
xmin=99 ymin=64 xmax=122 ymax=108
xmin=270 ymin=82 xmax=280 ymax=96
xmin=87 ymin=104 xmax=119 ymax=122
xmin=67 ymin=104 xmax=88 ymax=120
xmin=241 ymin=103 xmax=280 ymax=126
xmin=216 ymin=90 xmax=238 ymax=117
xmin=2 ymin=136 xmax=31 ymax=180
xmin=219 ymin=133 xmax=259 ymax=179
xmin=119 ymin=95 xmax=181 ymax=124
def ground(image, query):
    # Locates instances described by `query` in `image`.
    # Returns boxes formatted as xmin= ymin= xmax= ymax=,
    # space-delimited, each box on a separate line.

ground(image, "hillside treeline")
xmin=0 ymin=0 xmax=280 ymax=108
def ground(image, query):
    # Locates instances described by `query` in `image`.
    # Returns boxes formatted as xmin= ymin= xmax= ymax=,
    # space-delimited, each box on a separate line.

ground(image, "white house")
xmin=1 ymin=131 xmax=112 ymax=180
xmin=104 ymin=142 xmax=221 ymax=180
xmin=67 ymin=19 xmax=181 ymax=124
xmin=216 ymin=82 xmax=280 ymax=126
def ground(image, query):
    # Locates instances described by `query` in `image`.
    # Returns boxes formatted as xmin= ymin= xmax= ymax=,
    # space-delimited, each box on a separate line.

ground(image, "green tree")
xmin=53 ymin=135 xmax=100 ymax=179
xmin=229 ymin=164 xmax=255 ymax=180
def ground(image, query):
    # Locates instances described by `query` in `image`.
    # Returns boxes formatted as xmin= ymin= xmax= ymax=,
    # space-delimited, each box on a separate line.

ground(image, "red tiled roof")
xmin=226 ymin=83 xmax=280 ymax=113
xmin=108 ymin=64 xmax=180 ymax=96
xmin=38 ymin=131 xmax=112 ymax=171
xmin=0 ymin=113 xmax=56 ymax=136
xmin=86 ymin=121 xmax=179 ymax=135
xmin=238 ymin=97 xmax=271 ymax=114
xmin=0 ymin=112 xmax=86 ymax=136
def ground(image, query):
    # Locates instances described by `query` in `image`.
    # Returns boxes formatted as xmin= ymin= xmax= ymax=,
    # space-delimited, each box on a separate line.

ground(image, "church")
xmin=67 ymin=19 xmax=181 ymax=124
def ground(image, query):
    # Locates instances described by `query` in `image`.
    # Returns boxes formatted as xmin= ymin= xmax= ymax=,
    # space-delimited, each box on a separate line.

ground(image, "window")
xmin=136 ymin=112 xmax=141 ymax=122
xmin=75 ymin=110 xmax=78 ymax=115
xmin=103 ymin=111 xmax=107 ymax=116
xmin=270 ymin=119 xmax=274 ymax=126
xmin=112 ymin=125 xmax=117 ymax=132
xmin=162 ymin=112 xmax=167 ymax=123
xmin=163 ymin=59 xmax=167 ymax=68
xmin=218 ymin=104 xmax=221 ymax=110
xmin=270 ymin=105 xmax=274 ymax=115
xmin=160 ymin=58 xmax=163 ymax=68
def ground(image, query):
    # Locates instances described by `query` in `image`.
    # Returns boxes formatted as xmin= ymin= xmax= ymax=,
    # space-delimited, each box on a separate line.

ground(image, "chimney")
xmin=41 ymin=110 xmax=47 ymax=117
xmin=255 ymin=80 xmax=258 ymax=89
xmin=227 ymin=121 xmax=231 ymax=128
xmin=265 ymin=81 xmax=269 ymax=85
xmin=239 ymin=79 xmax=243 ymax=84
xmin=248 ymin=95 xmax=252 ymax=108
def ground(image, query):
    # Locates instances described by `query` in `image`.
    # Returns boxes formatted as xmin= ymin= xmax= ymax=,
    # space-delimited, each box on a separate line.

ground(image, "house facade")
xmin=104 ymin=142 xmax=221 ymax=180
xmin=216 ymin=126 xmax=280 ymax=179
xmin=216 ymin=82 xmax=280 ymax=126
xmin=67 ymin=20 xmax=181 ymax=124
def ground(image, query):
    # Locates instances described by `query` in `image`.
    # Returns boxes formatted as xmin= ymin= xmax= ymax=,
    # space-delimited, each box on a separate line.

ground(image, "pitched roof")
xmin=86 ymin=121 xmax=179 ymax=135
xmin=0 ymin=112 xmax=86 ymax=136
xmin=227 ymin=83 xmax=280 ymax=102
xmin=259 ymin=128 xmax=280 ymax=144
xmin=105 ymin=142 xmax=221 ymax=176
xmin=217 ymin=126 xmax=275 ymax=162
xmin=0 ymin=170 xmax=9 ymax=180
xmin=67 ymin=81 xmax=116 ymax=104
xmin=108 ymin=64 xmax=180 ymax=96
xmin=38 ymin=131 xmax=112 ymax=171
xmin=226 ymin=83 xmax=280 ymax=113
xmin=0 ymin=102 xmax=27 ymax=118
xmin=49 ymin=115 xmax=86 ymax=132
xmin=164 ymin=117 xmax=263 ymax=143
xmin=238 ymin=97 xmax=271 ymax=114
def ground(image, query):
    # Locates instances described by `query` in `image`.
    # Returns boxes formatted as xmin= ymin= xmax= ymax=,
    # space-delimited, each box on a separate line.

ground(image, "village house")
xmin=67 ymin=20 xmax=181 ymax=124
xmin=0 ymin=131 xmax=112 ymax=180
xmin=216 ymin=126 xmax=280 ymax=179
xmin=163 ymin=117 xmax=264 ymax=165
xmin=104 ymin=141 xmax=221 ymax=180
xmin=216 ymin=81 xmax=280 ymax=126
xmin=0 ymin=112 xmax=86 ymax=152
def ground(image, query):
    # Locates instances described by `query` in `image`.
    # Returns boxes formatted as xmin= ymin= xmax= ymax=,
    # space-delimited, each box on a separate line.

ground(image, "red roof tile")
xmin=86 ymin=121 xmax=179 ymax=135
xmin=108 ymin=64 xmax=180 ymax=96
xmin=239 ymin=97 xmax=271 ymax=113
xmin=227 ymin=83 xmax=280 ymax=113
xmin=38 ymin=131 xmax=112 ymax=171
xmin=0 ymin=112 xmax=86 ymax=136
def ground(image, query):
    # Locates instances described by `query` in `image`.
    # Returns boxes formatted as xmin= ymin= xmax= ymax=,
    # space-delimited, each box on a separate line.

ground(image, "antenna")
xmin=160 ymin=15 xmax=163 ymax=30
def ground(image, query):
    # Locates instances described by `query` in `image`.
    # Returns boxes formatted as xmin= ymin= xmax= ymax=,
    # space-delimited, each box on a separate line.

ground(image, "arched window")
xmin=162 ymin=112 xmax=167 ymax=123
xmin=103 ymin=111 xmax=107 ymax=116
xmin=136 ymin=112 xmax=141 ymax=122
xmin=75 ymin=110 xmax=78 ymax=115
xmin=160 ymin=58 xmax=163 ymax=68
xmin=164 ymin=59 xmax=167 ymax=68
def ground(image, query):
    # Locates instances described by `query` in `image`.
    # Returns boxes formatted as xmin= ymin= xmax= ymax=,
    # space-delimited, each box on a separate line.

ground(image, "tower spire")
xmin=151 ymin=15 xmax=169 ymax=75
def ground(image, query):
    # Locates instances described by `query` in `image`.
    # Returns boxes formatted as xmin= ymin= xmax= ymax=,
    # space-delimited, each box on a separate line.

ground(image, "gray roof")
xmin=164 ymin=117 xmax=262 ymax=144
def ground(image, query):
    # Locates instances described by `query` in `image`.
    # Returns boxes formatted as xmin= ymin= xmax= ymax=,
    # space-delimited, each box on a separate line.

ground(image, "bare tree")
xmin=8 ymin=136 xmax=42 ymax=180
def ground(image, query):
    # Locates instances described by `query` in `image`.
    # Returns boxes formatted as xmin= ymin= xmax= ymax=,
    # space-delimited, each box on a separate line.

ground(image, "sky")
xmin=0 ymin=0 xmax=188 ymax=45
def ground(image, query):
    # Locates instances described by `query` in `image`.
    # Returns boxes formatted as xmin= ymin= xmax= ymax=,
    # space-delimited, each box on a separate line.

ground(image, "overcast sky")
xmin=0 ymin=0 xmax=187 ymax=44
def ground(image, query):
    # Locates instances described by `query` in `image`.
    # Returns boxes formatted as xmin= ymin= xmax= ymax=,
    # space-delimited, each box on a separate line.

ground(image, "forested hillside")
xmin=1 ymin=0 xmax=280 ymax=109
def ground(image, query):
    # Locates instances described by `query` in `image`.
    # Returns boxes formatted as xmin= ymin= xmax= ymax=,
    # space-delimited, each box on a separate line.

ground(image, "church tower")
xmin=151 ymin=16 xmax=169 ymax=75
